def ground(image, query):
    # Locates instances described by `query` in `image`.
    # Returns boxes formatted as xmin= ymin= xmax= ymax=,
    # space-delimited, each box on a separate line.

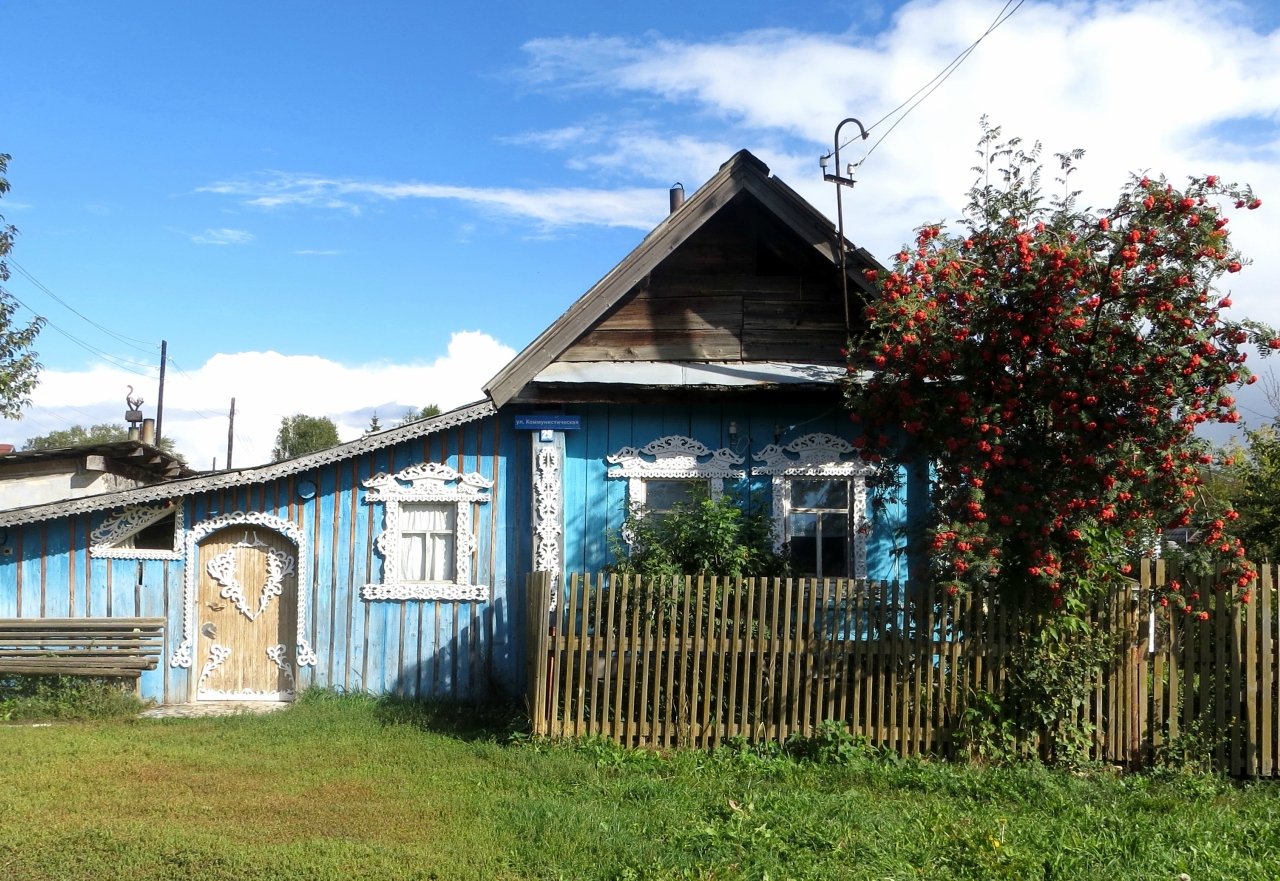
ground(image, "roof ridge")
xmin=0 ymin=399 xmax=497 ymax=526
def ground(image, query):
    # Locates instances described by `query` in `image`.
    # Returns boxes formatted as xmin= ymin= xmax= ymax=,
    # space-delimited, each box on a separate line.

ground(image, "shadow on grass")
xmin=295 ymin=686 xmax=525 ymax=742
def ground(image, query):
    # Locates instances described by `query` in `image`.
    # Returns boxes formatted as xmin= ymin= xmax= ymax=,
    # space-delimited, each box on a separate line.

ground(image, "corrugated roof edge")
xmin=0 ymin=399 xmax=497 ymax=527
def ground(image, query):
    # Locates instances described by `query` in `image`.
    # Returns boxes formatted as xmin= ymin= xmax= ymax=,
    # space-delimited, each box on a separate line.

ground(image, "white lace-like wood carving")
xmin=753 ymin=433 xmax=873 ymax=579
xmin=171 ymin=512 xmax=316 ymax=671
xmin=266 ymin=644 xmax=296 ymax=686
xmin=205 ymin=536 xmax=296 ymax=621
xmin=362 ymin=461 xmax=492 ymax=602
xmin=533 ymin=444 xmax=562 ymax=610
xmin=198 ymin=643 xmax=232 ymax=689
xmin=89 ymin=503 xmax=184 ymax=560
xmin=607 ymin=435 xmax=745 ymax=508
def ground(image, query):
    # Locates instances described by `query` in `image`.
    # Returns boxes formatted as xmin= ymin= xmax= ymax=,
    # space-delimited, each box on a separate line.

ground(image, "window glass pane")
xmin=646 ymin=479 xmax=699 ymax=512
xmin=790 ymin=537 xmax=818 ymax=576
xmin=429 ymin=533 xmax=455 ymax=581
xmin=821 ymin=535 xmax=849 ymax=578
xmin=126 ymin=515 xmax=177 ymax=550
xmin=789 ymin=512 xmax=818 ymax=537
xmin=822 ymin=513 xmax=848 ymax=535
xmin=402 ymin=503 xmax=453 ymax=530
xmin=791 ymin=479 xmax=847 ymax=509
xmin=400 ymin=534 xmax=428 ymax=582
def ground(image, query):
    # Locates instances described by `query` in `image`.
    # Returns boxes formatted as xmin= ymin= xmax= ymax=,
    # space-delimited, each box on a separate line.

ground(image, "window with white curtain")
xmin=361 ymin=461 xmax=492 ymax=601
xmin=398 ymin=503 xmax=456 ymax=583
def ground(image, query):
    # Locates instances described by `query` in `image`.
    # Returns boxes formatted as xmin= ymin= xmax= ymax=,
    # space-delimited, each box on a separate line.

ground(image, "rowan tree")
xmin=847 ymin=125 xmax=1274 ymax=619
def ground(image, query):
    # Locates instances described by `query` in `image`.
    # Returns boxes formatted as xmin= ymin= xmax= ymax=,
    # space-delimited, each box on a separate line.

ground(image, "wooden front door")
xmin=195 ymin=525 xmax=299 ymax=701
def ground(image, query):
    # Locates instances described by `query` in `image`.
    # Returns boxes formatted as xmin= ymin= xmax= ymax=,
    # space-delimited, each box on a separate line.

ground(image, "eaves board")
xmin=0 ymin=400 xmax=496 ymax=528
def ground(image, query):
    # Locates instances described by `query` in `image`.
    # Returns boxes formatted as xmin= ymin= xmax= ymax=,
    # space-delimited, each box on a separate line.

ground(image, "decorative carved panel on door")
xmin=195 ymin=526 xmax=298 ymax=701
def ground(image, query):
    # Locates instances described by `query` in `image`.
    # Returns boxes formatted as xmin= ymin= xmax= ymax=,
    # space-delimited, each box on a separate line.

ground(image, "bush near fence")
xmin=525 ymin=560 xmax=1280 ymax=776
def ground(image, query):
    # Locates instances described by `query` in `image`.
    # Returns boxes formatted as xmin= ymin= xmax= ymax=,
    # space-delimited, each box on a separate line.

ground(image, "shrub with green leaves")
xmin=609 ymin=488 xmax=786 ymax=578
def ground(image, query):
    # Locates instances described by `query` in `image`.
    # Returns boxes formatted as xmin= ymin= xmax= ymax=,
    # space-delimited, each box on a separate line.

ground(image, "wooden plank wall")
xmin=561 ymin=195 xmax=848 ymax=363
xmin=0 ymin=413 xmax=527 ymax=705
xmin=530 ymin=566 xmax=1280 ymax=777
xmin=559 ymin=403 xmax=914 ymax=584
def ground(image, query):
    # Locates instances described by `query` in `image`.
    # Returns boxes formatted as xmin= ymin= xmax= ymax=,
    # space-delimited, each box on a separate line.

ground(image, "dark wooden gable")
xmin=560 ymin=190 xmax=850 ymax=364
xmin=484 ymin=149 xmax=884 ymax=406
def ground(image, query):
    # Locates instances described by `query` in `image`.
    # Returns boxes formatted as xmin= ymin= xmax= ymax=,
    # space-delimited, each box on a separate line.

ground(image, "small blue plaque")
xmin=514 ymin=415 xmax=581 ymax=431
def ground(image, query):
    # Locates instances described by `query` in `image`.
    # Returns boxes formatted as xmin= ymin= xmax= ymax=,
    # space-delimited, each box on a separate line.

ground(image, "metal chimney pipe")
xmin=141 ymin=418 xmax=156 ymax=446
xmin=669 ymin=182 xmax=685 ymax=214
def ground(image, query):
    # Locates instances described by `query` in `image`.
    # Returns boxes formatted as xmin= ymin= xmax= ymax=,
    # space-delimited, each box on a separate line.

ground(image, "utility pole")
xmin=155 ymin=340 xmax=168 ymax=443
xmin=226 ymin=397 xmax=236 ymax=470
xmin=820 ymin=118 xmax=869 ymax=333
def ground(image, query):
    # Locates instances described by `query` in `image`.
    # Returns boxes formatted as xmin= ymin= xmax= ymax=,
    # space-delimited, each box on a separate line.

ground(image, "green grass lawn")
xmin=2 ymin=691 xmax=1279 ymax=880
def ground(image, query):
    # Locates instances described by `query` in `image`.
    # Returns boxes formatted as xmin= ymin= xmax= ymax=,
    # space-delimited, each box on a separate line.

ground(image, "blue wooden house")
xmin=0 ymin=150 xmax=920 ymax=706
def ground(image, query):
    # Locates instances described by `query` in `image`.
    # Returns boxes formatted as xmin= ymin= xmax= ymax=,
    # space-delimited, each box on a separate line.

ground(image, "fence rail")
xmin=525 ymin=562 xmax=1280 ymax=776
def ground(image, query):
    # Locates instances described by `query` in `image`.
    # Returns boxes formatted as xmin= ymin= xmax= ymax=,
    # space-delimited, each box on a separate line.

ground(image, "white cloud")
xmin=181 ymin=0 xmax=1280 ymax=385
xmin=513 ymin=0 xmax=1280 ymax=329
xmin=198 ymin=173 xmax=664 ymax=231
xmin=187 ymin=227 xmax=254 ymax=246
xmin=2 ymin=331 xmax=516 ymax=470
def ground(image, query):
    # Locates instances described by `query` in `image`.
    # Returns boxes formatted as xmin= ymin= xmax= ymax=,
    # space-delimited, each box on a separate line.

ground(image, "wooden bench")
xmin=0 ymin=617 xmax=166 ymax=679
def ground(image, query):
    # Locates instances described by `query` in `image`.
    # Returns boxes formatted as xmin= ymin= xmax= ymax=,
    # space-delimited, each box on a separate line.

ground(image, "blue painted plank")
xmin=414 ymin=603 xmax=432 ymax=699
xmin=41 ymin=527 xmax=72 ymax=618
xmin=400 ymin=601 xmax=421 ymax=699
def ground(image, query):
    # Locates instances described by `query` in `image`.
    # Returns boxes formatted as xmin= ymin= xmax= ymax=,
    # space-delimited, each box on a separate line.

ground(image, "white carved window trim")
xmin=532 ymin=441 xmax=563 ymax=611
xmin=90 ymin=502 xmax=185 ymax=560
xmin=753 ymin=433 xmax=874 ymax=580
xmin=606 ymin=435 xmax=745 ymax=514
xmin=362 ymin=461 xmax=493 ymax=602
xmin=170 ymin=511 xmax=316 ymax=672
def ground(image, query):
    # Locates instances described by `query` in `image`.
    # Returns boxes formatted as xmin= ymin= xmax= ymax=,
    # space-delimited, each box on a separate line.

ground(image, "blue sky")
xmin=3 ymin=0 xmax=1280 ymax=466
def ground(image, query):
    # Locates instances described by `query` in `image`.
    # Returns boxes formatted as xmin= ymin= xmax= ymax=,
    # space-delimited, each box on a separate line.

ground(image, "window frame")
xmin=785 ymin=478 xmax=852 ymax=579
xmin=90 ymin=502 xmax=185 ymax=560
xmin=606 ymin=435 xmax=745 ymax=522
xmin=753 ymin=433 xmax=873 ymax=580
xmin=362 ymin=462 xmax=492 ymax=601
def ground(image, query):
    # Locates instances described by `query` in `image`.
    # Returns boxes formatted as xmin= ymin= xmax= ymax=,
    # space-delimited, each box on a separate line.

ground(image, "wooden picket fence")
xmin=525 ymin=561 xmax=1280 ymax=776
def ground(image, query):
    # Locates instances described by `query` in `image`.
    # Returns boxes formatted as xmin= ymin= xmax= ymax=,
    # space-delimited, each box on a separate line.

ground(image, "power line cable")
xmin=8 ymin=260 xmax=157 ymax=353
xmin=0 ymin=285 xmax=154 ymax=377
xmin=164 ymin=357 xmax=223 ymax=420
xmin=840 ymin=0 xmax=1027 ymax=164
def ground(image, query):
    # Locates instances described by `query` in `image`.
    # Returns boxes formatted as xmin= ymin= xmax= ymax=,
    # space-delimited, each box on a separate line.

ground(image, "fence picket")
xmin=1263 ymin=567 xmax=1275 ymax=776
xmin=528 ymin=568 xmax=1280 ymax=776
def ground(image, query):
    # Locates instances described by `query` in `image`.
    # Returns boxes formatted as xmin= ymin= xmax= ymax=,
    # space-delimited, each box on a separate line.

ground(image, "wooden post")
xmin=526 ymin=571 xmax=554 ymax=737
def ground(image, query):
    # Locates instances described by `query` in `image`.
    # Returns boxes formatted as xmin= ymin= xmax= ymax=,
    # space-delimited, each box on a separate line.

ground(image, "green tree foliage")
xmin=23 ymin=422 xmax=181 ymax=457
xmin=24 ymin=423 xmax=128 ymax=450
xmin=398 ymin=404 xmax=441 ymax=426
xmin=271 ymin=414 xmax=340 ymax=462
xmin=0 ymin=154 xmax=45 ymax=419
xmin=609 ymin=489 xmax=785 ymax=578
xmin=365 ymin=411 xmax=383 ymax=434
xmin=1222 ymin=426 xmax=1280 ymax=562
